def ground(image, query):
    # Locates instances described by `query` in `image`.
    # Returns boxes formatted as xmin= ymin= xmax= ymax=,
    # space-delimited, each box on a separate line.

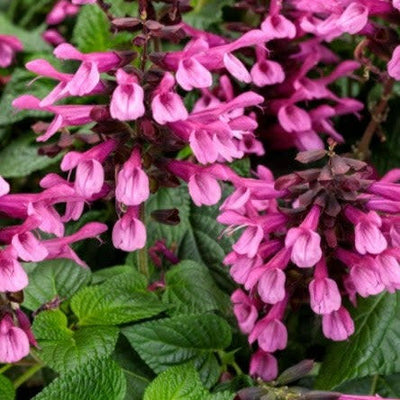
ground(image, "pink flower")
xmin=322 ymin=307 xmax=355 ymax=341
xmin=115 ymin=147 xmax=149 ymax=206
xmin=285 ymin=205 xmax=322 ymax=268
xmin=0 ymin=247 xmax=28 ymax=292
xmin=46 ymin=0 xmax=78 ymax=25
xmin=223 ymin=53 xmax=251 ymax=83
xmin=309 ymin=258 xmax=341 ymax=314
xmin=71 ymin=0 xmax=96 ymax=3
xmin=251 ymin=59 xmax=285 ymax=87
xmin=12 ymin=231 xmax=49 ymax=262
xmin=112 ymin=207 xmax=146 ymax=252
xmin=249 ymin=349 xmax=278 ymax=381
xmin=375 ymin=253 xmax=400 ymax=293
xmin=0 ymin=315 xmax=30 ymax=363
xmin=151 ymin=73 xmax=188 ymax=124
xmin=278 ymin=104 xmax=312 ymax=133
xmin=388 ymin=46 xmax=400 ymax=80
xmin=337 ymin=3 xmax=369 ymax=35
xmin=231 ymin=290 xmax=258 ymax=334
xmin=0 ymin=176 xmax=10 ymax=197
xmin=261 ymin=15 xmax=296 ymax=39
xmin=344 ymin=207 xmax=387 ymax=255
xmin=258 ymin=268 xmax=286 ymax=305
xmin=0 ymin=35 xmax=23 ymax=68
xmin=110 ymin=69 xmax=145 ymax=121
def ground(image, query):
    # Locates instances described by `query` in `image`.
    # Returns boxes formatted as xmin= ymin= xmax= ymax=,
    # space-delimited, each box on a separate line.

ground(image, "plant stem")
xmin=356 ymin=77 xmax=394 ymax=160
xmin=13 ymin=363 xmax=43 ymax=389
xmin=19 ymin=0 xmax=51 ymax=27
xmin=369 ymin=374 xmax=379 ymax=395
xmin=6 ymin=0 xmax=19 ymax=21
xmin=194 ymin=0 xmax=208 ymax=13
xmin=137 ymin=203 xmax=149 ymax=278
xmin=0 ymin=364 xmax=12 ymax=375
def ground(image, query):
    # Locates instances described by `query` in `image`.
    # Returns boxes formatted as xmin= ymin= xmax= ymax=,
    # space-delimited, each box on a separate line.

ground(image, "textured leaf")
xmin=0 ymin=69 xmax=53 ymax=125
xmin=0 ymin=375 xmax=15 ymax=400
xmin=163 ymin=260 xmax=230 ymax=315
xmin=91 ymin=265 xmax=138 ymax=284
xmin=336 ymin=374 xmax=400 ymax=397
xmin=122 ymin=314 xmax=232 ymax=374
xmin=316 ymin=292 xmax=400 ymax=389
xmin=23 ymin=259 xmax=91 ymax=311
xmin=113 ymin=336 xmax=154 ymax=400
xmin=194 ymin=352 xmax=220 ymax=389
xmin=32 ymin=310 xmax=119 ymax=373
xmin=185 ymin=0 xmax=234 ymax=29
xmin=0 ymin=13 xmax=50 ymax=52
xmin=71 ymin=272 xmax=164 ymax=325
xmin=143 ymin=364 xmax=207 ymax=400
xmin=34 ymin=357 xmax=126 ymax=400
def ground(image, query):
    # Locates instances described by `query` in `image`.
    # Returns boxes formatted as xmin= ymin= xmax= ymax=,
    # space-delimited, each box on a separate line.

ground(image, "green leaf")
xmin=23 ymin=259 xmax=91 ymax=311
xmin=316 ymin=292 xmax=400 ymax=389
xmin=34 ymin=357 xmax=126 ymax=400
xmin=72 ymin=5 xmax=110 ymax=52
xmin=185 ymin=0 xmax=234 ymax=29
xmin=32 ymin=310 xmax=119 ymax=373
xmin=91 ymin=265 xmax=138 ymax=284
xmin=144 ymin=363 xmax=208 ymax=400
xmin=163 ymin=260 xmax=230 ymax=315
xmin=207 ymin=392 xmax=235 ymax=400
xmin=122 ymin=313 xmax=232 ymax=374
xmin=113 ymin=336 xmax=154 ymax=400
xmin=71 ymin=272 xmax=165 ymax=325
xmin=0 ymin=375 xmax=15 ymax=400
xmin=0 ymin=69 xmax=53 ymax=125
xmin=194 ymin=352 xmax=220 ymax=389
xmin=0 ymin=13 xmax=50 ymax=52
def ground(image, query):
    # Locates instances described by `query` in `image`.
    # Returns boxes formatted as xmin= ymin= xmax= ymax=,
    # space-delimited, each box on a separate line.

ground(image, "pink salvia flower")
xmin=0 ymin=176 xmax=10 ymax=197
xmin=0 ymin=247 xmax=28 ymax=292
xmin=115 ymin=147 xmax=149 ymax=206
xmin=231 ymin=289 xmax=258 ymax=334
xmin=0 ymin=35 xmax=23 ymax=68
xmin=261 ymin=14 xmax=296 ymax=39
xmin=322 ymin=306 xmax=355 ymax=341
xmin=110 ymin=69 xmax=145 ymax=121
xmin=112 ymin=207 xmax=146 ymax=252
xmin=309 ymin=258 xmax=341 ymax=314
xmin=285 ymin=205 xmax=322 ymax=268
xmin=249 ymin=349 xmax=278 ymax=382
xmin=151 ymin=73 xmax=188 ymax=124
xmin=11 ymin=231 xmax=49 ymax=262
xmin=388 ymin=46 xmax=400 ymax=80
xmin=336 ymin=3 xmax=369 ymax=35
xmin=0 ymin=314 xmax=30 ymax=363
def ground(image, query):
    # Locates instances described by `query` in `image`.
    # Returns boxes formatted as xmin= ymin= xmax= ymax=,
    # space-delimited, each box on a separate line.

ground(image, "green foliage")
xmin=163 ymin=260 xmax=231 ymax=315
xmin=185 ymin=0 xmax=234 ymax=30
xmin=122 ymin=313 xmax=232 ymax=387
xmin=70 ymin=272 xmax=165 ymax=325
xmin=316 ymin=292 xmax=400 ymax=389
xmin=0 ymin=12 xmax=50 ymax=52
xmin=143 ymin=363 xmax=234 ymax=400
xmin=33 ymin=357 xmax=126 ymax=400
xmin=0 ymin=69 xmax=52 ymax=125
xmin=32 ymin=310 xmax=119 ymax=373
xmin=0 ymin=375 xmax=15 ymax=400
xmin=23 ymin=259 xmax=91 ymax=311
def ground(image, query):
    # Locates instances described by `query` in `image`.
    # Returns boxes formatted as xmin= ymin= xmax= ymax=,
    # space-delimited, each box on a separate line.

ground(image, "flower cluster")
xmin=223 ymin=143 xmax=400 ymax=380
xmin=0 ymin=35 xmax=23 ymax=68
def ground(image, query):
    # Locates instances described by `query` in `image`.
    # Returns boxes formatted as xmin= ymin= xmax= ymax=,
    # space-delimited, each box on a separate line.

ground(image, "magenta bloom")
xmin=112 ymin=207 xmax=146 ymax=252
xmin=115 ymin=148 xmax=149 ymax=206
xmin=0 ymin=35 xmax=23 ymax=68
xmin=0 ymin=247 xmax=29 ymax=292
xmin=322 ymin=306 xmax=355 ymax=341
xmin=0 ymin=315 xmax=30 ymax=363
xmin=231 ymin=289 xmax=258 ymax=334
xmin=249 ymin=349 xmax=278 ymax=382
xmin=388 ymin=46 xmax=400 ymax=80
xmin=110 ymin=69 xmax=145 ymax=121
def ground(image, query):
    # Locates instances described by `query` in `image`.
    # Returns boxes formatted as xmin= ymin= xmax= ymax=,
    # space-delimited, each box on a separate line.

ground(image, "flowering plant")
xmin=1 ymin=0 xmax=400 ymax=399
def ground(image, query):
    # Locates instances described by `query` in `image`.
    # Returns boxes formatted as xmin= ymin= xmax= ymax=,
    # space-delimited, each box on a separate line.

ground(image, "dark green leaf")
xmin=33 ymin=357 xmax=126 ymax=400
xmin=184 ymin=0 xmax=234 ymax=29
xmin=32 ymin=310 xmax=119 ymax=373
xmin=316 ymin=292 xmax=400 ymax=389
xmin=122 ymin=313 xmax=232 ymax=374
xmin=163 ymin=260 xmax=230 ymax=315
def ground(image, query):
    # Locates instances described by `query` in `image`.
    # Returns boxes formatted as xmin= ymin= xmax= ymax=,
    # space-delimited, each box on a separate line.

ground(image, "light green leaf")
xmin=71 ymin=272 xmax=164 ymax=325
xmin=144 ymin=364 xmax=208 ymax=400
xmin=163 ymin=260 xmax=230 ymax=315
xmin=72 ymin=5 xmax=110 ymax=52
xmin=34 ymin=357 xmax=126 ymax=400
xmin=316 ymin=292 xmax=400 ymax=389
xmin=23 ymin=259 xmax=91 ymax=311
xmin=0 ymin=69 xmax=53 ymax=125
xmin=91 ymin=265 xmax=139 ymax=284
xmin=32 ymin=310 xmax=119 ymax=373
xmin=0 ymin=375 xmax=15 ymax=400
xmin=122 ymin=313 xmax=232 ymax=374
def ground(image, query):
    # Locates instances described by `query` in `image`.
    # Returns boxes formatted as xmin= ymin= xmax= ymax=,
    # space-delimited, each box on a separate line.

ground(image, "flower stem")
xmin=13 ymin=363 xmax=43 ymax=389
xmin=356 ymin=77 xmax=394 ymax=160
xmin=369 ymin=374 xmax=379 ymax=395
xmin=137 ymin=203 xmax=149 ymax=278
xmin=0 ymin=364 xmax=12 ymax=375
